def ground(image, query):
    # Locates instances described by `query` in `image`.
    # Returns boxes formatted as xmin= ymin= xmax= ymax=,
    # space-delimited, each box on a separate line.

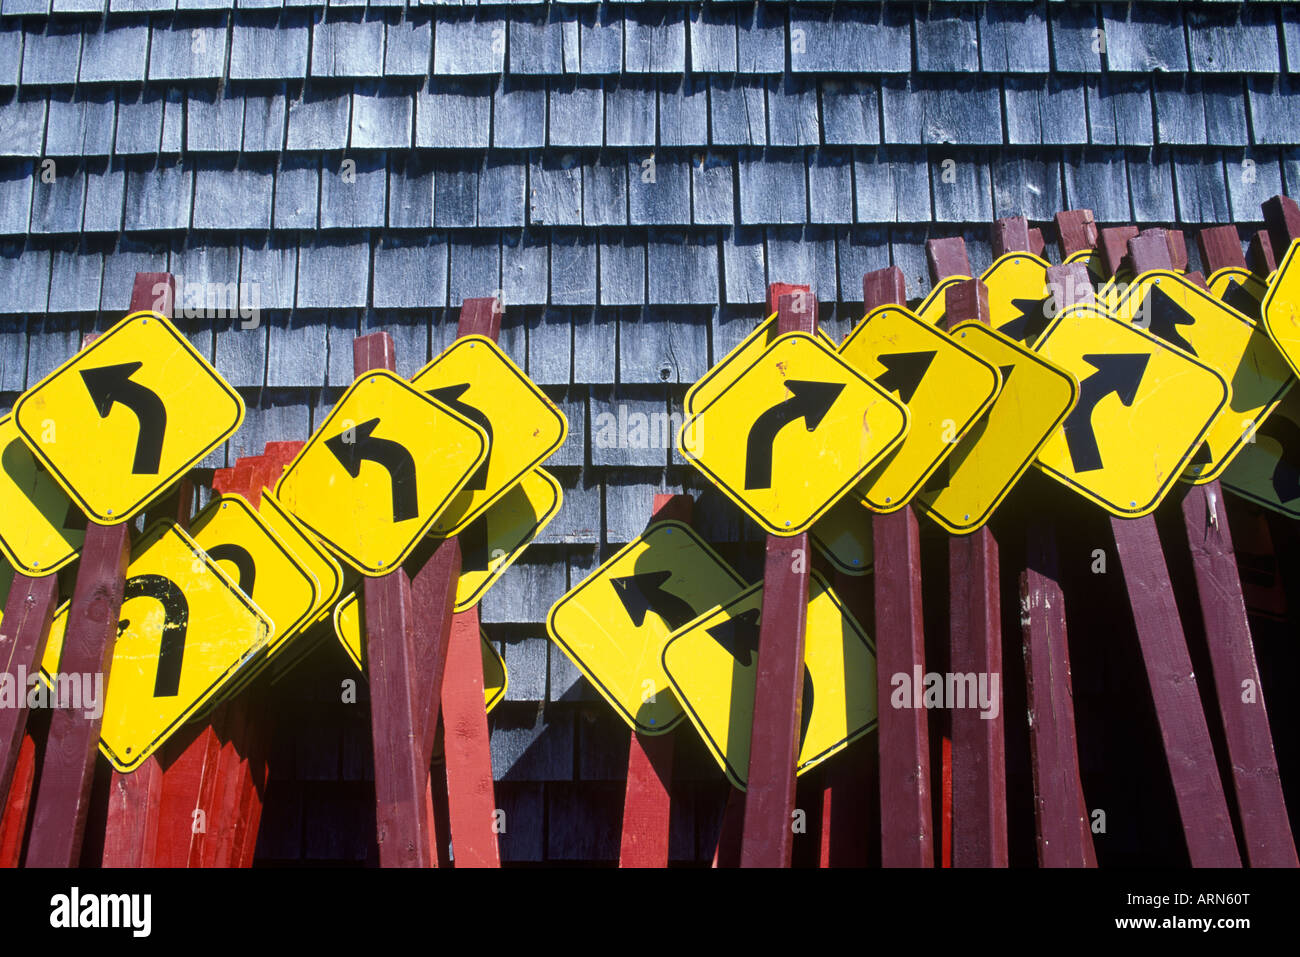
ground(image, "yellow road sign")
xmin=1221 ymin=387 xmax=1300 ymax=520
xmin=332 ymin=591 xmax=507 ymax=713
xmin=1034 ymin=303 xmax=1229 ymax=517
xmin=1111 ymin=271 xmax=1294 ymax=484
xmin=40 ymin=520 xmax=272 ymax=772
xmin=410 ymin=336 xmax=567 ymax=536
xmin=455 ymin=467 xmax=562 ymax=612
xmin=685 ymin=313 xmax=838 ymax=416
xmin=1208 ymin=267 xmax=1268 ymax=323
xmin=14 ymin=311 xmax=244 ymax=524
xmin=1261 ymin=240 xmax=1300 ymax=379
xmin=259 ymin=489 xmax=344 ymax=626
xmin=546 ymin=520 xmax=747 ymax=734
xmin=0 ymin=415 xmax=83 ymax=575
xmin=839 ymin=305 xmax=1001 ymax=511
xmin=661 ymin=572 xmax=877 ymax=790
xmin=678 ymin=332 xmax=909 ymax=535
xmin=274 ymin=369 xmax=488 ymax=575
xmin=810 ymin=494 xmax=873 ymax=576
xmin=981 ymin=253 xmax=1057 ymax=346
xmin=917 ymin=323 xmax=1079 ymax=533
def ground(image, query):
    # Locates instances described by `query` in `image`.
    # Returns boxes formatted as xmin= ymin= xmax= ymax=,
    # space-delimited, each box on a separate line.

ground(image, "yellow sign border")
xmin=413 ymin=335 xmax=569 ymax=537
xmin=545 ymin=520 xmax=747 ymax=736
xmin=1032 ymin=302 xmax=1231 ymax=517
xmin=14 ymin=311 xmax=245 ymax=525
xmin=273 ymin=368 xmax=488 ymax=576
xmin=661 ymin=571 xmax=877 ymax=791
xmin=679 ymin=331 xmax=910 ymax=536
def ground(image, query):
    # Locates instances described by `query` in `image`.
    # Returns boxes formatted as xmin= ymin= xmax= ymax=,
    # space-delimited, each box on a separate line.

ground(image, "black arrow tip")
xmin=79 ymin=361 xmax=145 ymax=417
xmin=785 ymin=380 xmax=846 ymax=431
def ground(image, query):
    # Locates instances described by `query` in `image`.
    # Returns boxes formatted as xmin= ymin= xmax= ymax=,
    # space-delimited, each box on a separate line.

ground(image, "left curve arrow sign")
xmin=324 ymin=418 xmax=419 ymax=522
xmin=80 ymin=361 xmax=167 ymax=475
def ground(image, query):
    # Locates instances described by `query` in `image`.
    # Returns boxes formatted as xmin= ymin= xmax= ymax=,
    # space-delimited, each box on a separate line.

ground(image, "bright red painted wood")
xmin=25 ymin=521 xmax=131 ymax=867
xmin=0 ymin=573 xmax=57 ymax=818
xmin=0 ymin=731 xmax=38 ymax=867
xmin=863 ymin=265 xmax=934 ymax=868
xmin=739 ymin=291 xmax=816 ymax=869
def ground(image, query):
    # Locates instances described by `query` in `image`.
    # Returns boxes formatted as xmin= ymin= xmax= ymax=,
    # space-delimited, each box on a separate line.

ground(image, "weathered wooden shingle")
xmin=124 ymin=159 xmax=192 ymax=231
xmin=1101 ymin=3 xmax=1189 ymax=73
xmin=597 ymin=231 xmax=643 ymax=306
xmin=82 ymin=159 xmax=124 ymax=232
xmin=114 ymin=88 xmax=162 ymax=155
xmin=0 ymin=92 xmax=45 ymax=156
xmin=242 ymin=90 xmax=286 ymax=152
xmin=549 ymin=78 xmax=604 ymax=147
xmin=648 ymin=230 xmax=717 ymax=304
xmin=882 ymin=77 xmax=1002 ymax=145
xmin=273 ymin=155 xmax=319 ymax=230
xmin=623 ymin=5 xmax=686 ymax=74
xmin=287 ymin=88 xmax=351 ymax=150
xmin=530 ymin=151 xmax=582 ymax=226
xmin=501 ymin=229 xmax=549 ymax=306
xmin=494 ymin=77 xmax=547 ymax=148
xmin=766 ymin=75 xmax=820 ymax=147
xmin=433 ymin=13 xmax=504 ymax=76
xmin=1127 ymin=149 xmax=1176 ymax=223
xmin=978 ymin=3 xmax=1050 ymax=73
xmin=738 ymin=148 xmax=806 ymax=224
xmin=149 ymin=19 xmax=228 ymax=81
xmin=384 ymin=17 xmax=430 ymax=76
xmin=311 ymin=16 xmax=384 ymax=78
xmin=837 ymin=226 xmax=892 ymax=306
xmin=1248 ymin=76 xmax=1300 ymax=148
xmin=372 ymin=234 xmax=448 ymax=309
xmin=0 ymin=27 xmax=19 ymax=87
xmin=619 ymin=305 xmax=707 ymax=384
xmin=478 ymin=156 xmax=526 ymax=228
xmin=1062 ymin=148 xmax=1131 ymax=223
xmin=1086 ymin=76 xmax=1154 ymax=147
xmin=433 ymin=154 xmax=476 ymax=228
xmin=692 ymin=151 xmax=734 ymax=226
xmin=1172 ymin=150 xmax=1230 ymax=223
xmin=415 ymin=78 xmax=490 ymax=148
xmin=589 ymin=394 xmax=668 ymax=467
xmin=230 ymin=12 xmax=309 ymax=79
xmin=509 ymin=9 xmax=564 ymax=76
xmin=78 ymin=25 xmax=148 ymax=84
xmin=99 ymin=238 xmax=166 ymax=312
xmin=1187 ymin=6 xmax=1280 ymax=74
xmin=582 ymin=151 xmax=627 ymax=227
xmin=992 ymin=154 xmax=1063 ymax=222
xmin=689 ymin=5 xmax=736 ymax=73
xmin=578 ymin=5 xmax=622 ymax=74
xmin=821 ymin=80 xmax=880 ymax=146
xmin=628 ymin=153 xmax=690 ymax=225
xmin=931 ymin=156 xmax=993 ymax=224
xmin=915 ymin=3 xmax=980 ymax=73
xmin=604 ymin=79 xmax=656 ymax=147
xmin=1154 ymin=76 xmax=1208 ymax=146
xmin=1203 ymin=78 xmax=1249 ymax=147
xmin=766 ymin=226 xmax=838 ymax=303
xmin=186 ymin=89 xmax=245 ymax=152
xmin=20 ymin=23 xmax=80 ymax=86
xmin=1049 ymin=2 xmax=1103 ymax=73
xmin=193 ymin=159 xmax=273 ymax=230
xmin=45 ymin=92 xmax=115 ymax=156
xmin=709 ymin=77 xmax=766 ymax=147
xmin=320 ymin=154 xmax=386 ymax=229
xmin=297 ymin=238 xmax=369 ymax=308
xmin=721 ymin=226 xmax=765 ymax=304
xmin=790 ymin=4 xmax=911 ymax=73
xmin=1003 ymin=77 xmax=1088 ymax=145
xmin=0 ymin=160 xmax=31 ymax=234
xmin=29 ymin=163 xmax=85 ymax=233
xmin=807 ymin=149 xmax=853 ymax=225
xmin=448 ymin=233 xmax=501 ymax=305
xmin=47 ymin=244 xmax=102 ymax=313
xmin=240 ymin=236 xmax=298 ymax=310
xmin=350 ymin=83 xmax=412 ymax=149
xmin=550 ymin=230 xmax=596 ymax=305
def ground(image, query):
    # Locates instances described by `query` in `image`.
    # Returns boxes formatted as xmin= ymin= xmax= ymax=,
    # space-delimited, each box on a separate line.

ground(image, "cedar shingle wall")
xmin=1 ymin=1 xmax=1297 ymax=864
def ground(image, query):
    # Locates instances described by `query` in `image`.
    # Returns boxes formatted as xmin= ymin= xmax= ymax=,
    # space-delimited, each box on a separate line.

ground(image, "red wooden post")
xmin=1246 ymin=231 xmax=1277 ymax=277
xmin=0 ymin=731 xmax=38 ymax=866
xmin=1054 ymin=209 xmax=1098 ymax=259
xmin=24 ymin=273 xmax=172 ymax=867
xmin=1181 ymin=221 xmax=1297 ymax=867
xmin=355 ymin=332 xmax=437 ymax=867
xmin=0 ymin=574 xmax=58 ymax=827
xmin=618 ymin=493 xmax=690 ymax=868
xmin=1263 ymin=195 xmax=1300 ymax=264
xmin=934 ymin=235 xmax=1008 ymax=868
xmin=1095 ymin=230 xmax=1239 ymax=867
xmin=739 ymin=290 xmax=816 ymax=868
xmin=864 ymin=265 xmax=934 ymax=868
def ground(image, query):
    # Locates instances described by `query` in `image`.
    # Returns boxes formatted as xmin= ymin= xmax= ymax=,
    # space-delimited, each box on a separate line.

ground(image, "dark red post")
xmin=739 ymin=290 xmax=816 ymax=868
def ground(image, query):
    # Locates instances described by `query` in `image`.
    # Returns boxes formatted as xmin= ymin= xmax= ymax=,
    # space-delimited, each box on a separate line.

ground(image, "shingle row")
xmin=2 ymin=75 xmax=1290 ymax=157
xmin=0 ymin=146 xmax=1288 ymax=237
xmin=0 ymin=5 xmax=1293 ymax=83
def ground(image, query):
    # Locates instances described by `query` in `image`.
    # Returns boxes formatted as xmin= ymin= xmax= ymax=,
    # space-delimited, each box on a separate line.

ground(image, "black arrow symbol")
xmin=1142 ymin=285 xmax=1198 ymax=356
xmin=745 ymin=380 xmax=846 ymax=490
xmin=875 ymin=351 xmax=937 ymax=404
xmin=206 ymin=543 xmax=257 ymax=595
xmin=427 ymin=383 xmax=492 ymax=491
xmin=706 ymin=608 xmax=814 ymax=746
xmin=118 ymin=573 xmax=189 ymax=698
xmin=79 ymin=361 xmax=167 ymax=475
xmin=324 ymin=418 xmax=419 ymax=522
xmin=611 ymin=570 xmax=696 ymax=631
xmin=998 ymin=297 xmax=1053 ymax=344
xmin=1257 ymin=415 xmax=1300 ymax=502
xmin=1062 ymin=354 xmax=1150 ymax=473
xmin=1221 ymin=279 xmax=1262 ymax=322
